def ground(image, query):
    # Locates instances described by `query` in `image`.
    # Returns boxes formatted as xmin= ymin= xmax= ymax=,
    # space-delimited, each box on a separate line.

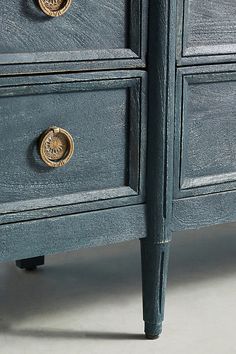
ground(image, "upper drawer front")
xmin=175 ymin=65 xmax=236 ymax=198
xmin=0 ymin=0 xmax=147 ymax=73
xmin=0 ymin=71 xmax=146 ymax=222
xmin=178 ymin=0 xmax=236 ymax=64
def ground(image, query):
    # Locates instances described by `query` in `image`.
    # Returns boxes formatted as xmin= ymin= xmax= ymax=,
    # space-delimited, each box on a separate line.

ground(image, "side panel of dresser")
xmin=172 ymin=64 xmax=236 ymax=231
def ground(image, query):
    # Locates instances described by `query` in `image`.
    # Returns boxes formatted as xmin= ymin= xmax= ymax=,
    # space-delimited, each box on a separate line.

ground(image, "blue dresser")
xmin=0 ymin=0 xmax=235 ymax=339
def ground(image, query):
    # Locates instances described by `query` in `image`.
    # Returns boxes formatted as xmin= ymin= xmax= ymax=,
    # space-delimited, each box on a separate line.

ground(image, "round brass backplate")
xmin=38 ymin=0 xmax=72 ymax=17
xmin=39 ymin=126 xmax=74 ymax=168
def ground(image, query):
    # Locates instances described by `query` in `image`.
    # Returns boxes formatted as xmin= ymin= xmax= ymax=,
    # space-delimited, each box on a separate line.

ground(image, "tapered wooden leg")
xmin=141 ymin=239 xmax=170 ymax=339
xmin=15 ymin=256 xmax=45 ymax=271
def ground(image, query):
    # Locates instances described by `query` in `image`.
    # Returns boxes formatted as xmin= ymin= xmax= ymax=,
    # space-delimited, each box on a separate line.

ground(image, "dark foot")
xmin=145 ymin=333 xmax=160 ymax=340
xmin=15 ymin=256 xmax=45 ymax=271
xmin=145 ymin=322 xmax=162 ymax=340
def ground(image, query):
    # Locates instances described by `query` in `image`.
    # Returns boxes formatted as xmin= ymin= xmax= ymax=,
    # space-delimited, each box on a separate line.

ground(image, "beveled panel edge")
xmin=0 ymin=69 xmax=147 ymax=88
xmin=0 ymin=187 xmax=138 ymax=216
xmin=177 ymin=54 xmax=236 ymax=67
xmin=0 ymin=204 xmax=147 ymax=262
xmin=0 ymin=59 xmax=146 ymax=77
xmin=0 ymin=49 xmax=138 ymax=66
xmin=174 ymin=64 xmax=236 ymax=199
xmin=0 ymin=193 xmax=145 ymax=226
xmin=181 ymin=172 xmax=236 ymax=190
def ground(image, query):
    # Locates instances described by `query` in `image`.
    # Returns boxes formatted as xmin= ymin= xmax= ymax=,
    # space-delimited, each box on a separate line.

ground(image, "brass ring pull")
xmin=39 ymin=126 xmax=74 ymax=168
xmin=38 ymin=0 xmax=72 ymax=17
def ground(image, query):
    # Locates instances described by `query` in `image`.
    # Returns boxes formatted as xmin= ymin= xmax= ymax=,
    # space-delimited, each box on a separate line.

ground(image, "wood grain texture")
xmin=1 ymin=0 xmax=126 ymax=52
xmin=141 ymin=240 xmax=170 ymax=338
xmin=0 ymin=195 xmax=144 ymax=226
xmin=0 ymin=0 xmax=148 ymax=73
xmin=0 ymin=204 xmax=147 ymax=262
xmin=177 ymin=0 xmax=236 ymax=65
xmin=139 ymin=0 xmax=176 ymax=339
xmin=172 ymin=190 xmax=236 ymax=231
xmin=0 ymin=58 xmax=146 ymax=77
xmin=0 ymin=71 xmax=147 ymax=217
xmin=174 ymin=64 xmax=236 ymax=198
xmin=145 ymin=0 xmax=176 ymax=244
xmin=0 ymin=0 xmax=178 ymax=340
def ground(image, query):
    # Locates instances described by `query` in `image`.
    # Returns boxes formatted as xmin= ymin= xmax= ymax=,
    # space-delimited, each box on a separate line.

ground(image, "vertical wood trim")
xmin=147 ymin=0 xmax=176 ymax=243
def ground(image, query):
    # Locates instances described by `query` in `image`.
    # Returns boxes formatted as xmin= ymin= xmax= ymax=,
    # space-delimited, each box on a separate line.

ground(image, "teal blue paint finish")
xmin=1 ymin=0 xmax=235 ymax=340
xmin=176 ymin=0 xmax=236 ymax=65
xmin=0 ymin=205 xmax=147 ymax=262
xmin=175 ymin=65 xmax=236 ymax=198
xmin=0 ymin=0 xmax=148 ymax=74
xmin=0 ymin=71 xmax=147 ymax=217
xmin=1 ymin=0 xmax=158 ymax=341
xmin=141 ymin=240 xmax=170 ymax=338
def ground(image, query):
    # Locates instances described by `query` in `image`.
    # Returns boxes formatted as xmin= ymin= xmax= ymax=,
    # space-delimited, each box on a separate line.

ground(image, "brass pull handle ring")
xmin=38 ymin=0 xmax=72 ymax=17
xmin=39 ymin=126 xmax=74 ymax=168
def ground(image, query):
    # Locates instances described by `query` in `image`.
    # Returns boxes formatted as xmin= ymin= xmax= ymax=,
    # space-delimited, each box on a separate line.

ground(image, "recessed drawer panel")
xmin=175 ymin=65 xmax=236 ymax=197
xmin=178 ymin=0 xmax=236 ymax=63
xmin=0 ymin=0 xmax=147 ymax=71
xmin=0 ymin=71 xmax=146 ymax=219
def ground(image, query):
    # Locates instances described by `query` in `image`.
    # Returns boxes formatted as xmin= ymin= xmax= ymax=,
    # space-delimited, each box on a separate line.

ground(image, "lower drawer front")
xmin=0 ymin=71 xmax=146 ymax=218
xmin=175 ymin=65 xmax=236 ymax=197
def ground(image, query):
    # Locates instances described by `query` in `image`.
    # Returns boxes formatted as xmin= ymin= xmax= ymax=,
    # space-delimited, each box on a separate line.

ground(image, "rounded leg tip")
xmin=145 ymin=333 xmax=160 ymax=340
xmin=144 ymin=322 xmax=162 ymax=340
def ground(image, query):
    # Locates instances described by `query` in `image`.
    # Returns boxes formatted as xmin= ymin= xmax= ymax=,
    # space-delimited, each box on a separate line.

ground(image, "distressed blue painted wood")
xmin=0 ymin=0 xmax=235 ymax=339
xmin=176 ymin=0 xmax=236 ymax=65
xmin=0 ymin=0 xmax=148 ymax=75
xmin=0 ymin=71 xmax=147 ymax=217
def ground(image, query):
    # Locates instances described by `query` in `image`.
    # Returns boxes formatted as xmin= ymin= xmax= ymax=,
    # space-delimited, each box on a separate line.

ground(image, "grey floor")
xmin=0 ymin=223 xmax=236 ymax=354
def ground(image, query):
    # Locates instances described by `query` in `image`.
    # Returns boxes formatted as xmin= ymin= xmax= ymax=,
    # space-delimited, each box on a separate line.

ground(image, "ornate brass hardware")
xmin=38 ymin=0 xmax=72 ymax=17
xmin=39 ymin=126 xmax=74 ymax=168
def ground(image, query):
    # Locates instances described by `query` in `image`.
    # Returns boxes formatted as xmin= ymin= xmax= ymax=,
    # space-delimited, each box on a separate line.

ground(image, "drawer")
xmin=0 ymin=0 xmax=147 ymax=74
xmin=0 ymin=71 xmax=147 ymax=223
xmin=174 ymin=64 xmax=236 ymax=198
xmin=177 ymin=0 xmax=236 ymax=64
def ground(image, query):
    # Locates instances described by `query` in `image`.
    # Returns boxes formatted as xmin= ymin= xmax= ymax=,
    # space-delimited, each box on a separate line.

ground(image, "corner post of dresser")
xmin=140 ymin=0 xmax=176 ymax=339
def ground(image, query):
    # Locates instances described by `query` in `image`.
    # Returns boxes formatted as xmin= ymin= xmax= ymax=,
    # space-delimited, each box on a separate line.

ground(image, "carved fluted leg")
xmin=140 ymin=239 xmax=170 ymax=339
xmin=16 ymin=256 xmax=45 ymax=271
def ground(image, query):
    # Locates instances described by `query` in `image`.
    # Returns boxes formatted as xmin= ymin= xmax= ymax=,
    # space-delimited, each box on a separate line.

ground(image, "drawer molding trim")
xmin=174 ymin=65 xmax=236 ymax=198
xmin=176 ymin=0 xmax=236 ymax=65
xmin=0 ymin=71 xmax=147 ymax=219
xmin=0 ymin=204 xmax=147 ymax=261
